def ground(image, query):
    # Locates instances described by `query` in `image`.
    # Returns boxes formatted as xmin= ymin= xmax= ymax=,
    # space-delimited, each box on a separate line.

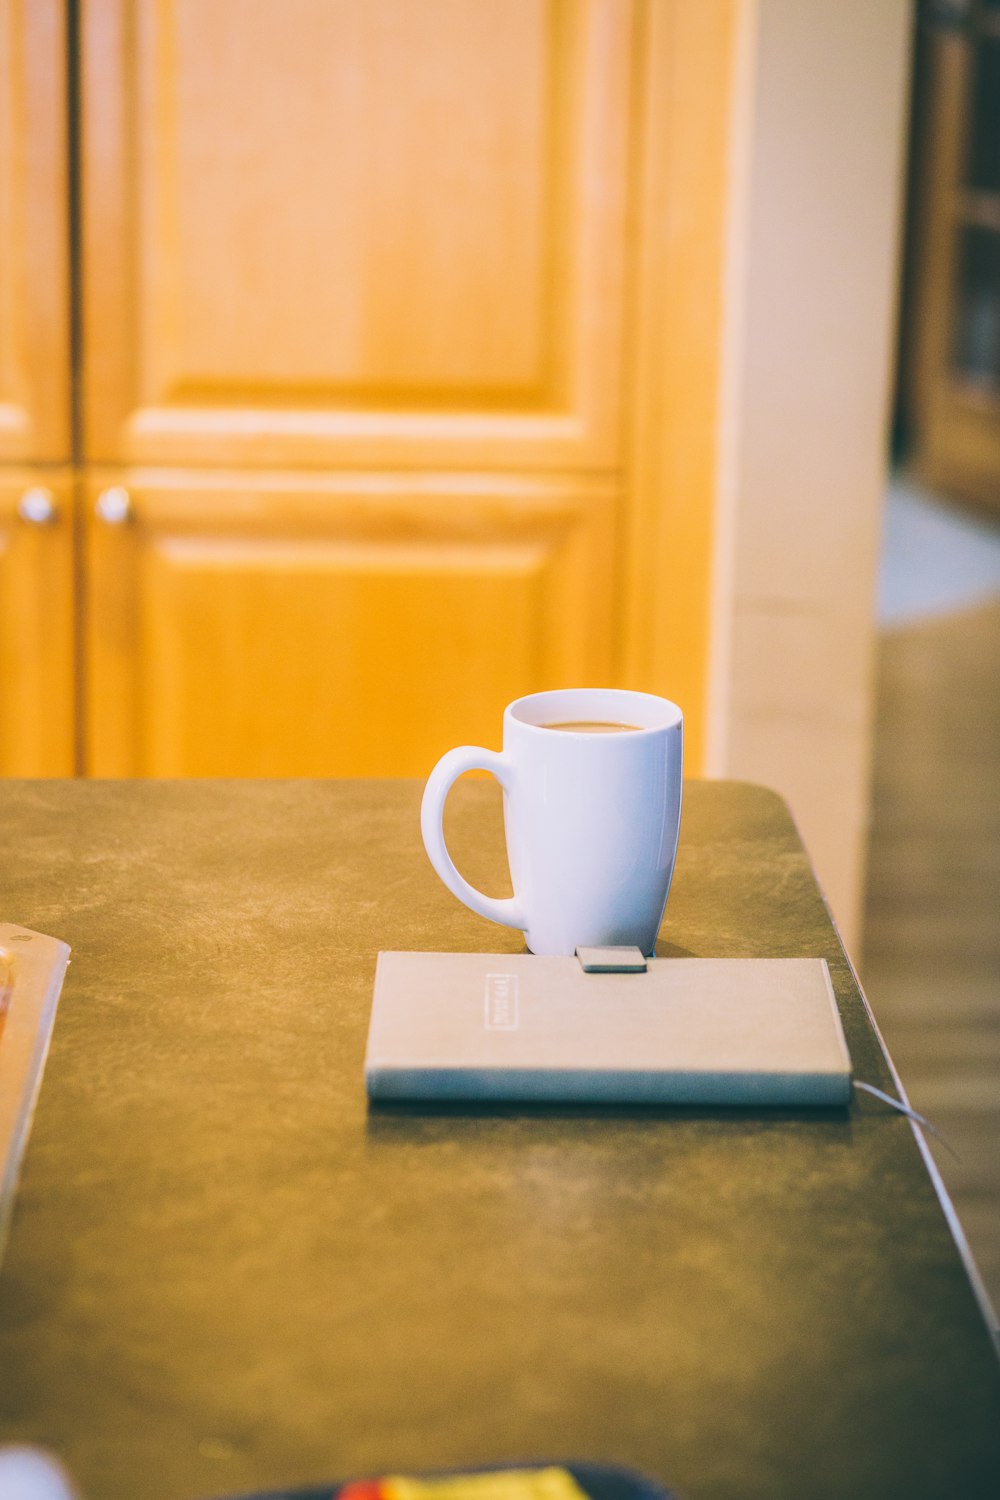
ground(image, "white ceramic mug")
xmin=420 ymin=688 xmax=683 ymax=956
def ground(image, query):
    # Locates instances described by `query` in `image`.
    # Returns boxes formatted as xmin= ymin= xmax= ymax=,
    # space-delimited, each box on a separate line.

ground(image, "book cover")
xmin=365 ymin=954 xmax=852 ymax=1107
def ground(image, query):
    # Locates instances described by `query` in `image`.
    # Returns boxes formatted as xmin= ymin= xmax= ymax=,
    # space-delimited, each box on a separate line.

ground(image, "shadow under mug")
xmin=420 ymin=688 xmax=683 ymax=956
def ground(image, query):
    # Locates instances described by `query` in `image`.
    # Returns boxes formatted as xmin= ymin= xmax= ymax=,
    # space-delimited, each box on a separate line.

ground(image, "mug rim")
xmin=506 ymin=687 xmax=683 ymax=734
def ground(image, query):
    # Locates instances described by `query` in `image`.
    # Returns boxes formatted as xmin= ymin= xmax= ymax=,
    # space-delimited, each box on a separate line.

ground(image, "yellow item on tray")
xmin=341 ymin=1468 xmax=591 ymax=1500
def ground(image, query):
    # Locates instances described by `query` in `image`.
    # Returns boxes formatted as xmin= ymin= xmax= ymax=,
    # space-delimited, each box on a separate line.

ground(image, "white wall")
xmin=708 ymin=0 xmax=913 ymax=953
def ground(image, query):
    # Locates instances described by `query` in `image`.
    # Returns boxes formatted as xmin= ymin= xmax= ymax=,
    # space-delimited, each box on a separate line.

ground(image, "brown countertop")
xmin=0 ymin=778 xmax=998 ymax=1500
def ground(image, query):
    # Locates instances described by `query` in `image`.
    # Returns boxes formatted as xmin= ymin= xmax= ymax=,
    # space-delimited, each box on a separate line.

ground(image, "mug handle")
xmin=420 ymin=746 xmax=526 ymax=932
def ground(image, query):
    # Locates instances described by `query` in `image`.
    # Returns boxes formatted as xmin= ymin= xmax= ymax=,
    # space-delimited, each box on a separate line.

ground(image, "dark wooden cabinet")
xmin=900 ymin=0 xmax=1000 ymax=510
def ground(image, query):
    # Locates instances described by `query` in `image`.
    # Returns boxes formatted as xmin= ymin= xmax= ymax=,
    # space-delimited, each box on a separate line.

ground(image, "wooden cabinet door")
xmin=0 ymin=2 xmax=73 ymax=775
xmin=82 ymin=472 xmax=616 ymax=776
xmin=0 ymin=0 xmax=70 ymax=464
xmin=0 ymin=472 xmax=76 ymax=774
xmin=81 ymin=0 xmax=632 ymax=473
xmin=78 ymin=0 xmax=736 ymax=775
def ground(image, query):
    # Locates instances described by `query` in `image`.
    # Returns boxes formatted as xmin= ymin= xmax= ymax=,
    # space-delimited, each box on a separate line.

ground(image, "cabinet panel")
xmin=0 ymin=0 xmax=70 ymax=463
xmin=83 ymin=473 xmax=617 ymax=775
xmin=82 ymin=0 xmax=634 ymax=471
xmin=0 ymin=471 xmax=76 ymax=774
xmin=903 ymin=12 xmax=1000 ymax=509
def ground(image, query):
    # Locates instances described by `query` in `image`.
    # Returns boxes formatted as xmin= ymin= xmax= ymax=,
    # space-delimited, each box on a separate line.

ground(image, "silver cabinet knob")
xmin=17 ymin=487 xmax=59 ymax=525
xmin=95 ymin=486 xmax=134 ymax=525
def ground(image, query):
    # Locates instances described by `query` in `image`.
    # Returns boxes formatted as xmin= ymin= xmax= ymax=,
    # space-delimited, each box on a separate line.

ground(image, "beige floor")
xmin=861 ymin=593 xmax=1000 ymax=1324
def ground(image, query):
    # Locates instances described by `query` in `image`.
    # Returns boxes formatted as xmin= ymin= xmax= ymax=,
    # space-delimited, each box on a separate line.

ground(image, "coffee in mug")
xmin=420 ymin=688 xmax=683 ymax=956
xmin=540 ymin=720 xmax=641 ymax=733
